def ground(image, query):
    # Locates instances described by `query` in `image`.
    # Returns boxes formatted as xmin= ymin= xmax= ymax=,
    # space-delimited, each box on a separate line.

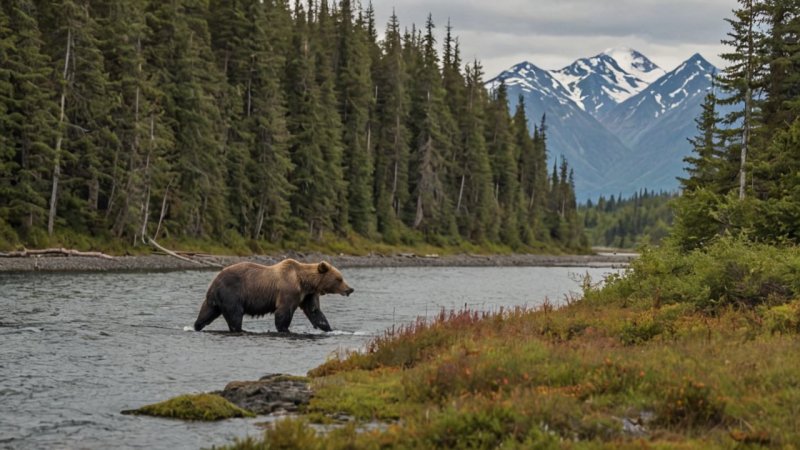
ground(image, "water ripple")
xmin=0 ymin=266 xmax=617 ymax=449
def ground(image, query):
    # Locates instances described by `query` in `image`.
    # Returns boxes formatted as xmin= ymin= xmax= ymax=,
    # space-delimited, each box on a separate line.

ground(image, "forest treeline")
xmin=0 ymin=0 xmax=585 ymax=252
xmin=581 ymin=190 xmax=676 ymax=249
xmin=675 ymin=0 xmax=800 ymax=248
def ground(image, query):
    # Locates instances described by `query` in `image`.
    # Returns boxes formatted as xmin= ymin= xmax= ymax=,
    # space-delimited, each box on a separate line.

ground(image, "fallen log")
xmin=146 ymin=237 xmax=222 ymax=268
xmin=0 ymin=247 xmax=115 ymax=259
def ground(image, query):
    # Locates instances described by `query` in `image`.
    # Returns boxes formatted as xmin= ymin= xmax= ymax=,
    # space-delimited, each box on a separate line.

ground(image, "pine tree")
xmin=532 ymin=115 xmax=551 ymax=241
xmin=285 ymin=1 xmax=338 ymax=239
xmin=36 ymin=0 xmax=120 ymax=235
xmin=407 ymin=15 xmax=456 ymax=237
xmin=0 ymin=0 xmax=57 ymax=235
xmin=313 ymin=0 xmax=348 ymax=234
xmin=718 ymin=0 xmax=767 ymax=199
xmin=145 ymin=0 xmax=228 ymax=238
xmin=486 ymin=82 xmax=522 ymax=247
xmin=336 ymin=0 xmax=375 ymax=235
xmin=208 ymin=0 xmax=251 ymax=237
xmin=372 ymin=10 xmax=410 ymax=242
xmin=94 ymin=0 xmax=173 ymax=242
xmin=513 ymin=98 xmax=537 ymax=244
xmin=681 ymin=90 xmax=733 ymax=193
xmin=456 ymin=61 xmax=494 ymax=241
xmin=210 ymin=0 xmax=294 ymax=241
xmin=760 ymin=0 xmax=800 ymax=133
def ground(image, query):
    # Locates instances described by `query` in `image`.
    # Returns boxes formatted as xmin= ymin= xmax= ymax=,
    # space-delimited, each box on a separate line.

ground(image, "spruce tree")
xmin=36 ymin=0 xmax=119 ymax=235
xmin=285 ymin=2 xmax=338 ymax=239
xmin=313 ymin=0 xmax=348 ymax=234
xmin=681 ymin=90 xmax=733 ymax=193
xmin=336 ymin=0 xmax=375 ymax=235
xmin=486 ymin=82 xmax=522 ymax=247
xmin=94 ymin=0 xmax=173 ymax=241
xmin=145 ymin=0 xmax=228 ymax=238
xmin=512 ymin=98 xmax=536 ymax=244
xmin=457 ymin=61 xmax=494 ymax=241
xmin=407 ymin=15 xmax=456 ymax=237
xmin=718 ymin=0 xmax=767 ymax=199
xmin=373 ymin=10 xmax=410 ymax=242
xmin=244 ymin=0 xmax=294 ymax=241
xmin=0 ymin=0 xmax=57 ymax=235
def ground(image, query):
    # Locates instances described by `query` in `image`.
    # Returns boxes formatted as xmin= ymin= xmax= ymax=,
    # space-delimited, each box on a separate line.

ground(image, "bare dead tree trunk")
xmin=254 ymin=196 xmax=266 ymax=240
xmin=247 ymin=57 xmax=253 ymax=118
xmin=414 ymin=137 xmax=433 ymax=229
xmin=529 ymin=185 xmax=535 ymax=209
xmin=48 ymin=28 xmax=72 ymax=236
xmin=456 ymin=174 xmax=465 ymax=212
xmin=154 ymin=178 xmax=173 ymax=240
xmin=740 ymin=0 xmax=753 ymax=200
xmin=391 ymin=114 xmax=400 ymax=214
xmin=139 ymin=113 xmax=155 ymax=244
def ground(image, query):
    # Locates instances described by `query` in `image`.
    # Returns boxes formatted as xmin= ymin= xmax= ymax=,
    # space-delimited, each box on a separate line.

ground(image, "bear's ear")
xmin=318 ymin=261 xmax=331 ymax=273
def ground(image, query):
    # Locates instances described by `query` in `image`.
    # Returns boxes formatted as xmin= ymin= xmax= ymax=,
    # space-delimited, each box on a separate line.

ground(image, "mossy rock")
xmin=122 ymin=393 xmax=255 ymax=421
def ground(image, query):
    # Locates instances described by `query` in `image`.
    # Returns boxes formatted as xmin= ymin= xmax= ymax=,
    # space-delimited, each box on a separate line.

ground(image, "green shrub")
xmin=122 ymin=393 xmax=254 ymax=421
xmin=656 ymin=378 xmax=726 ymax=429
xmin=587 ymin=237 xmax=800 ymax=313
xmin=619 ymin=317 xmax=664 ymax=345
xmin=762 ymin=301 xmax=800 ymax=334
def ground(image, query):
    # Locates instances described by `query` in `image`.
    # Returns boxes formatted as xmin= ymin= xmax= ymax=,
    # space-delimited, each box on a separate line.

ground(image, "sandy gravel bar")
xmin=0 ymin=252 xmax=634 ymax=273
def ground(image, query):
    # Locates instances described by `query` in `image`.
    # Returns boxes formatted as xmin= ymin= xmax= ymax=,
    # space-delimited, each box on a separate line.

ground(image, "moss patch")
xmin=122 ymin=393 xmax=255 ymax=421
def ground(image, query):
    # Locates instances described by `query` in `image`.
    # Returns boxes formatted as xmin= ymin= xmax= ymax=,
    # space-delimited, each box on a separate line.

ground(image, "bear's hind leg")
xmin=194 ymin=300 xmax=222 ymax=331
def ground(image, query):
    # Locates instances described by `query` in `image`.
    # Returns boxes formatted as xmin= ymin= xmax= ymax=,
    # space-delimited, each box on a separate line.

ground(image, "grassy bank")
xmin=220 ymin=238 xmax=800 ymax=448
xmin=0 ymin=228 xmax=584 ymax=257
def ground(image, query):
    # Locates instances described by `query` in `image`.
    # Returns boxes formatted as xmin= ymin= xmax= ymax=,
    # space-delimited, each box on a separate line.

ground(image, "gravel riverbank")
xmin=0 ymin=251 xmax=634 ymax=273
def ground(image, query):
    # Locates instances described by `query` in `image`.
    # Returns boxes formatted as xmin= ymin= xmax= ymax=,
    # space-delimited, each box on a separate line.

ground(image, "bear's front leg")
xmin=300 ymin=294 xmax=332 ymax=332
xmin=274 ymin=304 xmax=296 ymax=332
xmin=221 ymin=303 xmax=244 ymax=332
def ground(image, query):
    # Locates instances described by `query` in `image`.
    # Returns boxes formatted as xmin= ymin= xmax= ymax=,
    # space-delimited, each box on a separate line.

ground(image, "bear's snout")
xmin=344 ymin=287 xmax=354 ymax=296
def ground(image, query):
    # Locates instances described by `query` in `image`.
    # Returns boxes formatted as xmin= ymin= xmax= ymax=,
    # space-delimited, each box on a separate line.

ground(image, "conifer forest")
xmin=0 ymin=0 xmax=585 ymax=251
xmin=672 ymin=0 xmax=800 ymax=249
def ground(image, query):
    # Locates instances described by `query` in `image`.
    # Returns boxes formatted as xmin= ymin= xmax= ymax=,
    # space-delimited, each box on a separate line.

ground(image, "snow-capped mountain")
xmin=599 ymin=54 xmax=718 ymax=194
xmin=488 ymin=61 xmax=577 ymax=107
xmin=488 ymin=61 xmax=632 ymax=197
xmin=487 ymin=49 xmax=717 ymax=200
xmin=551 ymin=47 xmax=665 ymax=115
xmin=601 ymin=53 xmax=716 ymax=142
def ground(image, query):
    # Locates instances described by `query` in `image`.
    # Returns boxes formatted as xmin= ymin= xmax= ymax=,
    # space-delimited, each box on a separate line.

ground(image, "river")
xmin=0 ymin=266 xmax=616 ymax=449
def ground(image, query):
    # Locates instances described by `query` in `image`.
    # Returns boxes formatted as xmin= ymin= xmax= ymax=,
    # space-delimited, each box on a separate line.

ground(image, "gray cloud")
xmin=367 ymin=0 xmax=738 ymax=76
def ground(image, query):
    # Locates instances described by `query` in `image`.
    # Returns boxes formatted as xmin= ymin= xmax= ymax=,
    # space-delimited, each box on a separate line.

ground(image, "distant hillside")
xmin=581 ymin=190 xmax=676 ymax=249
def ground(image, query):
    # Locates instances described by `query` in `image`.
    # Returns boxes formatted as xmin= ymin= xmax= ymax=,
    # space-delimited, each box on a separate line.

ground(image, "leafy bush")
xmin=122 ymin=394 xmax=254 ymax=421
xmin=619 ymin=316 xmax=665 ymax=345
xmin=656 ymin=378 xmax=726 ymax=429
xmin=588 ymin=236 xmax=800 ymax=312
xmin=762 ymin=301 xmax=800 ymax=334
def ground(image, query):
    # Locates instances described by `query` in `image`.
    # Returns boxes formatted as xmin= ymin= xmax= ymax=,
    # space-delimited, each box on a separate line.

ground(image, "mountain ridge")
xmin=487 ymin=49 xmax=717 ymax=201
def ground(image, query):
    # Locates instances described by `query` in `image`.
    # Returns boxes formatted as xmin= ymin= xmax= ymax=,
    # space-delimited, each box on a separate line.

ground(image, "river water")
xmin=0 ymin=266 xmax=616 ymax=449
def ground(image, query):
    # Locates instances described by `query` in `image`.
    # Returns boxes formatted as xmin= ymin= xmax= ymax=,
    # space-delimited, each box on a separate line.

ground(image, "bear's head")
xmin=317 ymin=261 xmax=355 ymax=296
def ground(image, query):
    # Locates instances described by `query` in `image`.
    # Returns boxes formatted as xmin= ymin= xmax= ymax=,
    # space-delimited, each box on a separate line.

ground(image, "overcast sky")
xmin=366 ymin=0 xmax=739 ymax=77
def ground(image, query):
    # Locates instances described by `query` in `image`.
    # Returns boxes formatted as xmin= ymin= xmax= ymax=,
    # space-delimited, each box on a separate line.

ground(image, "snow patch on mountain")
xmin=549 ymin=48 xmax=666 ymax=115
xmin=603 ymin=47 xmax=665 ymax=84
xmin=487 ymin=50 xmax=718 ymax=200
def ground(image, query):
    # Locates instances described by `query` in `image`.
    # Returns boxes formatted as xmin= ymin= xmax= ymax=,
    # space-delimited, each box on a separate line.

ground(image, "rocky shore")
xmin=0 ymin=251 xmax=634 ymax=273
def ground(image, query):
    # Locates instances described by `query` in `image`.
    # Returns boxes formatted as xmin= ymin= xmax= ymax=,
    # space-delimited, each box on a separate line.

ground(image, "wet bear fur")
xmin=193 ymin=259 xmax=354 ymax=333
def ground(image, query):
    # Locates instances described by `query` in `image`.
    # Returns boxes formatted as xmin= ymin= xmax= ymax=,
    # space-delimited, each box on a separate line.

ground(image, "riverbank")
xmin=219 ymin=292 xmax=799 ymax=449
xmin=0 ymin=251 xmax=634 ymax=273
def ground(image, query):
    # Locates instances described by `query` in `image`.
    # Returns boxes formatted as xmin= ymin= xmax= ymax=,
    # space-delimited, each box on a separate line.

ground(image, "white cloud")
xmin=367 ymin=0 xmax=738 ymax=76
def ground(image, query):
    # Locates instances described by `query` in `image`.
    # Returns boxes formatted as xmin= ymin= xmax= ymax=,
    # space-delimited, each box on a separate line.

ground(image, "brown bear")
xmin=193 ymin=259 xmax=354 ymax=333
